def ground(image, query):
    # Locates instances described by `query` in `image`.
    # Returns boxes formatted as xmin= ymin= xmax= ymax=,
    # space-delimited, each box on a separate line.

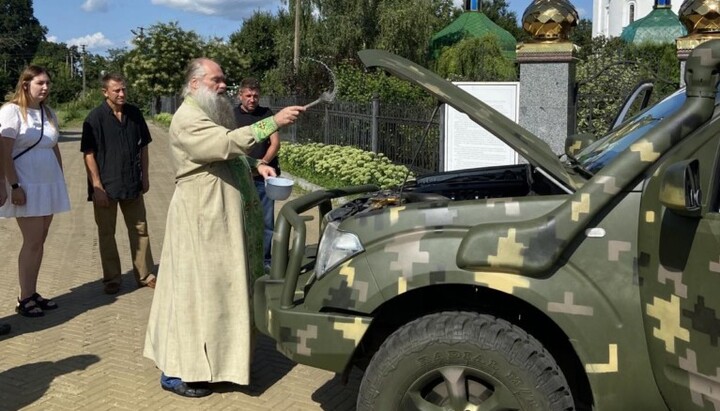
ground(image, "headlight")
xmin=315 ymin=221 xmax=364 ymax=279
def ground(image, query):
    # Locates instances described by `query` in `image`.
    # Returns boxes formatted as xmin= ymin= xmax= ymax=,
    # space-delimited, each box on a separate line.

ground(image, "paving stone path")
xmin=0 ymin=123 xmax=361 ymax=411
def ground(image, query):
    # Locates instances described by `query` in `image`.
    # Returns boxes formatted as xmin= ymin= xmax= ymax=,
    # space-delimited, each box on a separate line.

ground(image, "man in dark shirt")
xmin=233 ymin=78 xmax=280 ymax=271
xmin=81 ymin=73 xmax=155 ymax=294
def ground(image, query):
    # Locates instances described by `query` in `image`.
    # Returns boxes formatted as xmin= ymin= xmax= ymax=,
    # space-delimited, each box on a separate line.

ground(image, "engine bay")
xmin=325 ymin=164 xmax=569 ymax=223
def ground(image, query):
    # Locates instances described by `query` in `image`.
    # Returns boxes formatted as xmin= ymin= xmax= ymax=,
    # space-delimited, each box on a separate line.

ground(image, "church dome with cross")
xmin=620 ymin=0 xmax=687 ymax=44
xmin=593 ymin=0 xmax=682 ymax=37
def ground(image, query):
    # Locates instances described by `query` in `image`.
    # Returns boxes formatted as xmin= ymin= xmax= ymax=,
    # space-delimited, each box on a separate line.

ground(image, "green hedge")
xmin=280 ymin=143 xmax=412 ymax=189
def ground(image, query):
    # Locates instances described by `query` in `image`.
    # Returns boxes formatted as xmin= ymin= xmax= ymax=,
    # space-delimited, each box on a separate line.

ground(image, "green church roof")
xmin=620 ymin=7 xmax=687 ymax=44
xmin=430 ymin=12 xmax=517 ymax=60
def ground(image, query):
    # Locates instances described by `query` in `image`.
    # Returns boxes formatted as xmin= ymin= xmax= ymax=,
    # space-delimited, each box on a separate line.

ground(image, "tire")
xmin=357 ymin=311 xmax=574 ymax=411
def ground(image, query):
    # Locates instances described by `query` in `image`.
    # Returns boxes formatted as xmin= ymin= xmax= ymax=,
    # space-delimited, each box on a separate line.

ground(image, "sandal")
xmin=31 ymin=293 xmax=58 ymax=310
xmin=16 ymin=296 xmax=44 ymax=317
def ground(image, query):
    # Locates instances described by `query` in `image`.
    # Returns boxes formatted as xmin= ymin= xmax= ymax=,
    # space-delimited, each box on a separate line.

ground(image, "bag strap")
xmin=13 ymin=105 xmax=44 ymax=161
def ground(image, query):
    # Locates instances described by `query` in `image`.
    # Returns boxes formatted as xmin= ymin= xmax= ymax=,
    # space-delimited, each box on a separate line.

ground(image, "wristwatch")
xmin=10 ymin=183 xmax=19 ymax=190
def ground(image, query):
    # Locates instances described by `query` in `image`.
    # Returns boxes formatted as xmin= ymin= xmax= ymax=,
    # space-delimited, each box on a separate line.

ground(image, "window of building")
xmin=605 ymin=5 xmax=610 ymax=35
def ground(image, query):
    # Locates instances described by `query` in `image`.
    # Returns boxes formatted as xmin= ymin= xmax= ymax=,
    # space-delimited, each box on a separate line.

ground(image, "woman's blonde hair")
xmin=7 ymin=65 xmax=57 ymax=128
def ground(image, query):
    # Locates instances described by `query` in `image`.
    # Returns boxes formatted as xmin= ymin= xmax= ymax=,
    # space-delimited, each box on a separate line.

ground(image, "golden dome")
xmin=522 ymin=0 xmax=579 ymax=41
xmin=679 ymin=0 xmax=720 ymax=34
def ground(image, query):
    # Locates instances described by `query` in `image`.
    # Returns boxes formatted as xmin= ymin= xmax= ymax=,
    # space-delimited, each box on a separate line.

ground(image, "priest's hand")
xmin=258 ymin=164 xmax=277 ymax=179
xmin=273 ymin=106 xmax=305 ymax=127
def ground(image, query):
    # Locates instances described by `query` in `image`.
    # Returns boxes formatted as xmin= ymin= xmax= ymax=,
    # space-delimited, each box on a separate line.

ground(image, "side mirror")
xmin=659 ymin=160 xmax=701 ymax=217
xmin=565 ymin=133 xmax=595 ymax=158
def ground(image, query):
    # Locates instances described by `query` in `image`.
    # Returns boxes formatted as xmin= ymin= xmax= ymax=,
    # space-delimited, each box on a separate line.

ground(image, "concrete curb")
xmin=281 ymin=171 xmax=324 ymax=193
xmin=280 ymin=171 xmax=360 ymax=206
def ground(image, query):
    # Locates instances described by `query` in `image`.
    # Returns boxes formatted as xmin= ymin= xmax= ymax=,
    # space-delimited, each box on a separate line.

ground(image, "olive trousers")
xmin=93 ymin=195 xmax=155 ymax=286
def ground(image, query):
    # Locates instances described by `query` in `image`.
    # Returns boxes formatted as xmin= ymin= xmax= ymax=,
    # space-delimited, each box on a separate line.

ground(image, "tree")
xmin=31 ymin=41 xmax=80 ymax=104
xmin=105 ymin=48 xmax=129 ymax=76
xmin=334 ymin=63 xmax=430 ymax=104
xmin=575 ymin=36 xmax=681 ymax=137
xmin=434 ymin=36 xmax=517 ymax=82
xmin=0 ymin=0 xmax=47 ymax=95
xmin=203 ymin=37 xmax=249 ymax=89
xmin=123 ymin=22 xmax=203 ymax=110
xmin=623 ymin=41 xmax=679 ymax=98
xmin=570 ymin=18 xmax=592 ymax=54
xmin=308 ymin=0 xmax=460 ymax=66
xmin=229 ymin=11 xmax=278 ymax=80
xmin=309 ymin=0 xmax=378 ymax=63
xmin=376 ymin=0 xmax=458 ymax=65
xmin=263 ymin=4 xmax=335 ymax=97
xmin=83 ymin=53 xmax=111 ymax=91
xmin=481 ymin=0 xmax=526 ymax=42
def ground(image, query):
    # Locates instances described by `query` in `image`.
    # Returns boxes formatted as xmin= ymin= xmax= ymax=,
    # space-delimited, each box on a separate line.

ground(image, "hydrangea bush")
xmin=280 ymin=143 xmax=413 ymax=189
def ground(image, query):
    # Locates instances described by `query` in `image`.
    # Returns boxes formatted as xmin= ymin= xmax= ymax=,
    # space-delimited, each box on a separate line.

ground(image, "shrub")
xmin=55 ymin=89 xmax=106 ymax=127
xmin=153 ymin=113 xmax=173 ymax=127
xmin=280 ymin=143 xmax=412 ymax=189
xmin=575 ymin=37 xmax=680 ymax=137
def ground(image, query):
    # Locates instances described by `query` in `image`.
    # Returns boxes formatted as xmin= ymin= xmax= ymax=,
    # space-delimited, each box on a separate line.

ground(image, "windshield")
xmin=576 ymin=88 xmax=687 ymax=173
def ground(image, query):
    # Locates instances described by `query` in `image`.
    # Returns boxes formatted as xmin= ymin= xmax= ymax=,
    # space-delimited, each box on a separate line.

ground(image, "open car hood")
xmin=358 ymin=49 xmax=575 ymax=190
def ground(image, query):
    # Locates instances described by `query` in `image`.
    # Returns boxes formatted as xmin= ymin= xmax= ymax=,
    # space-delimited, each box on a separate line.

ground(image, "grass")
xmin=56 ymin=108 xmax=90 ymax=129
xmin=55 ymin=89 xmax=104 ymax=130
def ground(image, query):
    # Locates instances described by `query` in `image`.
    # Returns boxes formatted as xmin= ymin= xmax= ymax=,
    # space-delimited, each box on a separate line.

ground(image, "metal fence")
xmin=149 ymin=95 xmax=183 ymax=116
xmin=264 ymin=95 xmax=441 ymax=173
xmin=150 ymin=94 xmax=441 ymax=173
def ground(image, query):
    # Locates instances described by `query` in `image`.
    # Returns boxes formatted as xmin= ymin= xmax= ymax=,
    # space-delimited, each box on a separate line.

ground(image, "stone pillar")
xmin=517 ymin=42 xmax=577 ymax=156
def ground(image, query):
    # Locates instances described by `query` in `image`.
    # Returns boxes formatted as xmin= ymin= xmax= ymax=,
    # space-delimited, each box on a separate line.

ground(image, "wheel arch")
xmin=349 ymin=283 xmax=594 ymax=409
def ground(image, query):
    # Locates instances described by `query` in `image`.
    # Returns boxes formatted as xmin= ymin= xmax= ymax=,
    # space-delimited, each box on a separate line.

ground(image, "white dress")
xmin=0 ymin=103 xmax=70 ymax=217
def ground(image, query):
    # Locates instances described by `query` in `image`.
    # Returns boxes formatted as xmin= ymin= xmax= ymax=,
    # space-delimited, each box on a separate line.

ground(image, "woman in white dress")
xmin=0 ymin=65 xmax=70 ymax=317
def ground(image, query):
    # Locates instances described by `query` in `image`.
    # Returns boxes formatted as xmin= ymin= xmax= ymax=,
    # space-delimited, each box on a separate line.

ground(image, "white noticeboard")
xmin=443 ymin=82 xmax=519 ymax=171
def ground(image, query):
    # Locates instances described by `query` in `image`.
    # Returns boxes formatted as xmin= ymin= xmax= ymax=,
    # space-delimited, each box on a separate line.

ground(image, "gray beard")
xmin=194 ymin=85 xmax=237 ymax=129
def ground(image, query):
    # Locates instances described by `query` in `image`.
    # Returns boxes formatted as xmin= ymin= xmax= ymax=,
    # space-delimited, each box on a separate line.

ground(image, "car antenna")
xmin=398 ymin=102 xmax=442 ymax=200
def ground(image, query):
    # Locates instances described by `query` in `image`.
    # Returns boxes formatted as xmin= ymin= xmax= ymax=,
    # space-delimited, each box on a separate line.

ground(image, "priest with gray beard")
xmin=143 ymin=57 xmax=304 ymax=398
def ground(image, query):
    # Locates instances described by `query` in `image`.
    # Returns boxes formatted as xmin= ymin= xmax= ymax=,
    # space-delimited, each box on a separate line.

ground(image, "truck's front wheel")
xmin=357 ymin=311 xmax=574 ymax=411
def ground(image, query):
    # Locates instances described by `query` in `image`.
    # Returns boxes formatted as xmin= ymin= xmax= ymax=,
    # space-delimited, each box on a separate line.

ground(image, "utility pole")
xmin=81 ymin=44 xmax=87 ymax=97
xmin=293 ymin=0 xmax=301 ymax=73
xmin=130 ymin=26 xmax=145 ymax=41
xmin=70 ymin=47 xmax=75 ymax=78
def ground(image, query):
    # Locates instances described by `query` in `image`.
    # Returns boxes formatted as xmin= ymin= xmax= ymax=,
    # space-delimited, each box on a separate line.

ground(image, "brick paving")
xmin=0 ymin=123 xmax=361 ymax=411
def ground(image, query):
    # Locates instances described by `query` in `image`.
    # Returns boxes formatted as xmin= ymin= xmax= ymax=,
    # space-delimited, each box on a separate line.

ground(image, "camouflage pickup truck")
xmin=254 ymin=40 xmax=720 ymax=410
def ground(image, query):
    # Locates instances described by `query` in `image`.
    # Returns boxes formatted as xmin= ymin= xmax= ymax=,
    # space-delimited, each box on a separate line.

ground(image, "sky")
xmin=34 ymin=0 xmax=593 ymax=55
